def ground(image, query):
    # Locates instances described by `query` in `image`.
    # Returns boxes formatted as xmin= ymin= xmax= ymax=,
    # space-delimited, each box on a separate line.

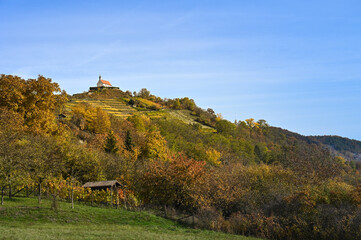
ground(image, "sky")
xmin=1 ymin=0 xmax=361 ymax=140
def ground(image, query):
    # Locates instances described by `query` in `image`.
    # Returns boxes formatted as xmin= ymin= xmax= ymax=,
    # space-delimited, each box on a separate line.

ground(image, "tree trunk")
xmin=8 ymin=179 xmax=12 ymax=199
xmin=164 ymin=204 xmax=167 ymax=218
xmin=116 ymin=187 xmax=119 ymax=209
xmin=70 ymin=169 xmax=74 ymax=209
xmin=123 ymin=188 xmax=127 ymax=210
xmin=38 ymin=181 xmax=42 ymax=204
xmin=91 ymin=191 xmax=94 ymax=206
xmin=51 ymin=194 xmax=58 ymax=211
xmin=71 ymin=183 xmax=74 ymax=209
xmin=1 ymin=187 xmax=4 ymax=205
xmin=110 ymin=186 xmax=113 ymax=207
xmin=26 ymin=186 xmax=29 ymax=197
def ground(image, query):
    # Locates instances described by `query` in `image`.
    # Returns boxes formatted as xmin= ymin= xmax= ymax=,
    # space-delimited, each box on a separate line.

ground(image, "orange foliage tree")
xmin=137 ymin=153 xmax=208 ymax=214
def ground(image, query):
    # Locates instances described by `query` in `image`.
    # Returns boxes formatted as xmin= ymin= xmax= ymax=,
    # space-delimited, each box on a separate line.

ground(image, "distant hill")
xmin=265 ymin=126 xmax=361 ymax=162
xmin=311 ymin=135 xmax=361 ymax=161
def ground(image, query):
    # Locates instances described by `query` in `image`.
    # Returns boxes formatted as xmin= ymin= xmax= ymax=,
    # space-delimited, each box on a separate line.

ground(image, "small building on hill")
xmin=89 ymin=75 xmax=120 ymax=92
xmin=97 ymin=75 xmax=112 ymax=87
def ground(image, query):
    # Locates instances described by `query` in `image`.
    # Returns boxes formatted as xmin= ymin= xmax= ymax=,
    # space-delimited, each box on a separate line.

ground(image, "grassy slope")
xmin=0 ymin=197 xmax=259 ymax=240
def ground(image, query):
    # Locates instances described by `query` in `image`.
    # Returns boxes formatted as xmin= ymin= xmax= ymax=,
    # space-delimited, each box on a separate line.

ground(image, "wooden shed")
xmin=83 ymin=180 xmax=121 ymax=208
xmin=83 ymin=180 xmax=121 ymax=191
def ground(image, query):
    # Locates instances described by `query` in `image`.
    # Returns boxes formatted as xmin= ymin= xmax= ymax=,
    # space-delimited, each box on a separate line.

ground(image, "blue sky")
xmin=1 ymin=0 xmax=361 ymax=140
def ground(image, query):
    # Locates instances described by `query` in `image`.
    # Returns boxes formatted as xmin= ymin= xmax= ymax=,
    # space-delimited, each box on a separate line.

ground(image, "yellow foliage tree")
xmin=71 ymin=104 xmax=110 ymax=134
xmin=206 ymin=148 xmax=222 ymax=166
xmin=141 ymin=130 xmax=169 ymax=160
xmin=127 ymin=114 xmax=150 ymax=132
xmin=0 ymin=75 xmax=67 ymax=135
xmin=245 ymin=118 xmax=260 ymax=129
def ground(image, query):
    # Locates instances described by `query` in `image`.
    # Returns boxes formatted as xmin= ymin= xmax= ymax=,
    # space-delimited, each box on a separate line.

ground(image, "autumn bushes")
xmin=137 ymin=153 xmax=207 ymax=214
xmin=209 ymin=182 xmax=361 ymax=240
xmin=135 ymin=158 xmax=361 ymax=239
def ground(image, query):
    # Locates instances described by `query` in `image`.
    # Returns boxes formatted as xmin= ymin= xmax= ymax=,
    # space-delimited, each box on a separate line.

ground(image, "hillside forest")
xmin=0 ymin=74 xmax=360 ymax=240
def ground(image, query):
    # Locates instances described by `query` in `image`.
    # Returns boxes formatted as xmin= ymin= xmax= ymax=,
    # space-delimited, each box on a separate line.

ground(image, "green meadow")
xmin=0 ymin=197 xmax=259 ymax=240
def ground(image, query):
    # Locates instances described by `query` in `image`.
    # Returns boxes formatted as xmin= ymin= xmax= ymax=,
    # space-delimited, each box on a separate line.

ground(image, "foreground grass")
xmin=0 ymin=197 xmax=259 ymax=240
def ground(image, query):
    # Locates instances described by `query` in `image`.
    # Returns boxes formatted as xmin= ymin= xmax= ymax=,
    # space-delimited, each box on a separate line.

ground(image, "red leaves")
xmin=138 ymin=153 xmax=207 ymax=211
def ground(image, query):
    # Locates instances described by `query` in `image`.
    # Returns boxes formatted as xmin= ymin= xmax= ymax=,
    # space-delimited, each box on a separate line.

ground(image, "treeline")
xmin=1 ymin=75 xmax=361 ymax=239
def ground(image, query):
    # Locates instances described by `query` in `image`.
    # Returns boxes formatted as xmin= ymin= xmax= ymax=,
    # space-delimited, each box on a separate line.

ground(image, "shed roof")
xmin=83 ymin=180 xmax=120 ymax=188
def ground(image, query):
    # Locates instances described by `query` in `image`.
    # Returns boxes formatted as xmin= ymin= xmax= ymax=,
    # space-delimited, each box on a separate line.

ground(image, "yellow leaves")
xmin=321 ymin=179 xmax=355 ymax=204
xmin=0 ymin=75 xmax=26 ymax=113
xmin=245 ymin=118 xmax=260 ymax=129
xmin=335 ymin=156 xmax=347 ymax=167
xmin=127 ymin=114 xmax=151 ymax=132
xmin=0 ymin=75 xmax=66 ymax=135
xmin=0 ymin=108 xmax=24 ymax=133
xmin=142 ymin=130 xmax=169 ymax=160
xmin=88 ymin=107 xmax=111 ymax=134
xmin=215 ymin=113 xmax=223 ymax=121
xmin=14 ymin=138 xmax=30 ymax=147
xmin=206 ymin=148 xmax=222 ymax=166
xmin=71 ymin=104 xmax=110 ymax=134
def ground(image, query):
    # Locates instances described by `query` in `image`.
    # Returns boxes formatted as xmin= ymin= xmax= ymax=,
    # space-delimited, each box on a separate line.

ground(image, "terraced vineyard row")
xmin=67 ymin=98 xmax=137 ymax=118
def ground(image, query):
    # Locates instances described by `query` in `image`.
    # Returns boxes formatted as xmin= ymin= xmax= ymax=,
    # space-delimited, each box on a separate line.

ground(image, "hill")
xmin=0 ymin=197 xmax=257 ymax=240
xmin=311 ymin=135 xmax=361 ymax=161
xmin=68 ymin=89 xmax=215 ymax=130
xmin=1 ymin=75 xmax=361 ymax=240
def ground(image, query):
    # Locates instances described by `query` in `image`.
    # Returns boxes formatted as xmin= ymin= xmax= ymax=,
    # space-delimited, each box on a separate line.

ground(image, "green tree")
xmin=215 ymin=119 xmax=236 ymax=136
xmin=104 ymin=130 xmax=119 ymax=154
xmin=125 ymin=130 xmax=134 ymax=152
xmin=173 ymin=99 xmax=181 ymax=110
xmin=137 ymin=88 xmax=151 ymax=99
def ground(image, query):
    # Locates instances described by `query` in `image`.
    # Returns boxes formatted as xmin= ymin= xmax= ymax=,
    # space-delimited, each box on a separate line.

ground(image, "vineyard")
xmin=66 ymin=97 xmax=214 ymax=130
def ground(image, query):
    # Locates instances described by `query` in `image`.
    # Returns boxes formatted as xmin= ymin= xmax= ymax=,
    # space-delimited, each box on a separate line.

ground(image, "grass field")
xmin=0 ymin=197 xmax=259 ymax=240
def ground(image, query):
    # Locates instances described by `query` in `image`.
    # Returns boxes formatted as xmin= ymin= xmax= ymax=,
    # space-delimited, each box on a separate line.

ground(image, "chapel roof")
xmin=100 ymin=80 xmax=112 ymax=86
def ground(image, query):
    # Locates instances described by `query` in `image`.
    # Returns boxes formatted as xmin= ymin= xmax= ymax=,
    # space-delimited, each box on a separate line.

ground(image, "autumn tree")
xmin=87 ymin=107 xmax=111 ymax=134
xmin=61 ymin=142 xmax=104 ymax=208
xmin=0 ymin=108 xmax=26 ymax=202
xmin=127 ymin=114 xmax=150 ymax=132
xmin=141 ymin=130 xmax=169 ymax=160
xmin=137 ymin=153 xmax=208 ymax=215
xmin=0 ymin=75 xmax=26 ymax=113
xmin=22 ymin=135 xmax=64 ymax=204
xmin=0 ymin=75 xmax=67 ymax=135
xmin=0 ymin=131 xmax=24 ymax=201
xmin=71 ymin=104 xmax=110 ymax=134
